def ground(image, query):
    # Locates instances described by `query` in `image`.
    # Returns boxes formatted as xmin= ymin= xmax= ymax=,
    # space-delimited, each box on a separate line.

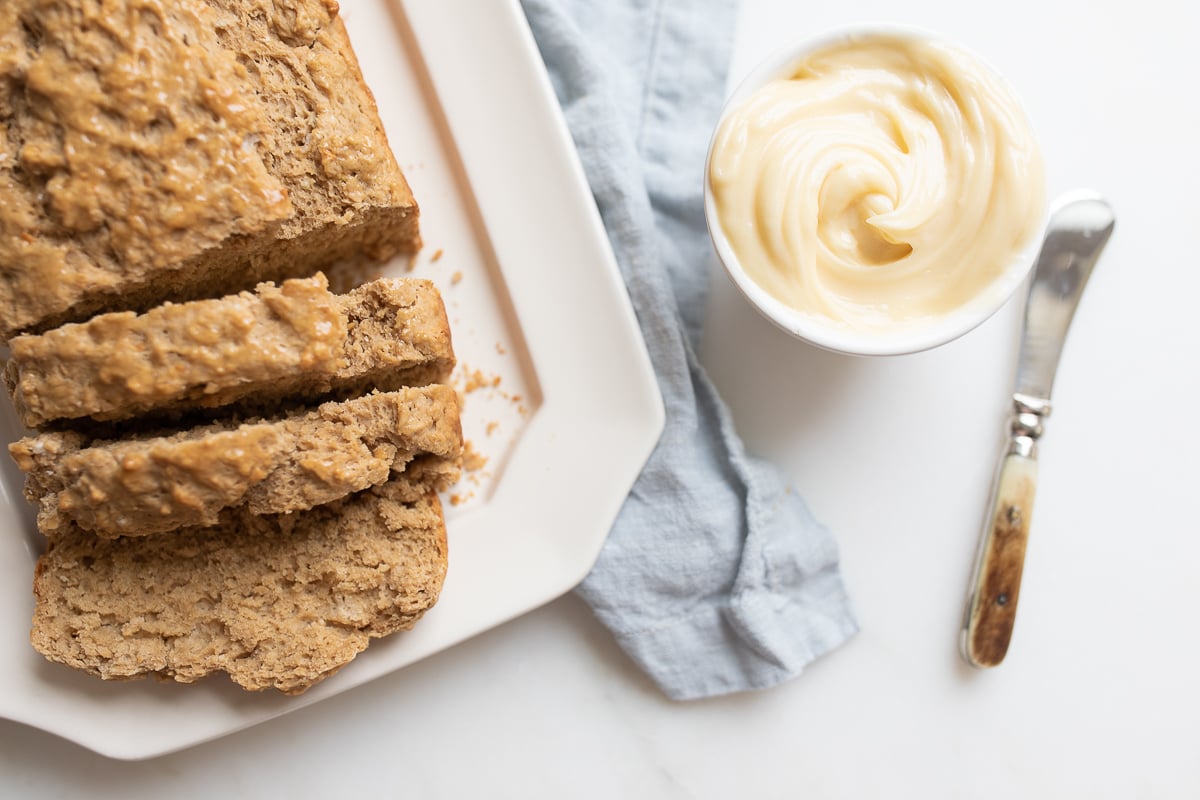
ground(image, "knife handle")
xmin=961 ymin=398 xmax=1046 ymax=668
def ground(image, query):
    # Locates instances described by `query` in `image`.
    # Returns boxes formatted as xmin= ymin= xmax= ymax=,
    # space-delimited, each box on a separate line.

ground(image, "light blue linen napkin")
xmin=521 ymin=0 xmax=859 ymax=700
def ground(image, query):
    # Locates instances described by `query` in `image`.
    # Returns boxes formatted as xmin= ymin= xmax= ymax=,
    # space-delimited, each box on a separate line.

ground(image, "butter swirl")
xmin=709 ymin=33 xmax=1045 ymax=330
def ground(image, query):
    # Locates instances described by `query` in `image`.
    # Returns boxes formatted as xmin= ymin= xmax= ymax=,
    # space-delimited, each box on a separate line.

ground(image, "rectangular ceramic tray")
xmin=0 ymin=0 xmax=664 ymax=760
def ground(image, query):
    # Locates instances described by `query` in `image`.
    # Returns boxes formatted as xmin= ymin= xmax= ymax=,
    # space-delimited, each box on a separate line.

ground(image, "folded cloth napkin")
xmin=521 ymin=0 xmax=858 ymax=699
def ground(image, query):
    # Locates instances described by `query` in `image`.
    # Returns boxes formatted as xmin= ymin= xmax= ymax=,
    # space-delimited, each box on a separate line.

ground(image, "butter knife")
xmin=960 ymin=192 xmax=1115 ymax=668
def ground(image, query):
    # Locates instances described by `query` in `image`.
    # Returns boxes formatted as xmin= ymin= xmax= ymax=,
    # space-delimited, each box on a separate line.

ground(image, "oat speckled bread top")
xmin=0 ymin=0 xmax=419 ymax=340
xmin=4 ymin=274 xmax=455 ymax=427
xmin=32 ymin=462 xmax=452 ymax=694
xmin=10 ymin=386 xmax=463 ymax=537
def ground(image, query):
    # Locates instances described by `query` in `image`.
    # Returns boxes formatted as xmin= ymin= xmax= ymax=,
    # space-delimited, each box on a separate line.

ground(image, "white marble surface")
xmin=2 ymin=0 xmax=1198 ymax=796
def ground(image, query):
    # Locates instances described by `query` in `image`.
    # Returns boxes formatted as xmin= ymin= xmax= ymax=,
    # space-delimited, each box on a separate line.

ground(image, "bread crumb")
xmin=462 ymin=368 xmax=488 ymax=393
xmin=450 ymin=271 xmax=463 ymax=285
xmin=462 ymin=441 xmax=488 ymax=472
xmin=459 ymin=365 xmax=503 ymax=395
xmin=485 ymin=421 xmax=499 ymax=436
xmin=431 ymin=248 xmax=444 ymax=263
xmin=495 ymin=342 xmax=506 ymax=355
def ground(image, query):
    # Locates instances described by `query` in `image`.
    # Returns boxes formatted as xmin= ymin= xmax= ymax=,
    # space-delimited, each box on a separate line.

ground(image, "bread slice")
xmin=32 ymin=462 xmax=451 ymax=694
xmin=10 ymin=386 xmax=462 ymax=538
xmin=4 ymin=274 xmax=454 ymax=428
xmin=0 ymin=0 xmax=418 ymax=340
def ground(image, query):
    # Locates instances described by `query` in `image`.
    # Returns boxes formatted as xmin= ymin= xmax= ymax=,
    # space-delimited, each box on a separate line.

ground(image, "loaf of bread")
xmin=10 ymin=386 xmax=463 ymax=538
xmin=0 ymin=0 xmax=419 ymax=340
xmin=32 ymin=462 xmax=452 ymax=694
xmin=2 ymin=0 xmax=464 ymax=696
xmin=4 ymin=274 xmax=454 ymax=428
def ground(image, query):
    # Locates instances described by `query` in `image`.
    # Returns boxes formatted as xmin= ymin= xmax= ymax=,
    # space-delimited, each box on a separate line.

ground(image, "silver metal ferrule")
xmin=1008 ymin=394 xmax=1051 ymax=458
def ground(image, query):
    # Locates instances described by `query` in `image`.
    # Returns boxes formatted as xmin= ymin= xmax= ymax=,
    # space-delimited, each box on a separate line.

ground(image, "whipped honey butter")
xmin=708 ymin=33 xmax=1045 ymax=331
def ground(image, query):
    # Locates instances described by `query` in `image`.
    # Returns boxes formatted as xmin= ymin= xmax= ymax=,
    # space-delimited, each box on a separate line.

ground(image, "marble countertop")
xmin=2 ymin=0 xmax=1197 ymax=796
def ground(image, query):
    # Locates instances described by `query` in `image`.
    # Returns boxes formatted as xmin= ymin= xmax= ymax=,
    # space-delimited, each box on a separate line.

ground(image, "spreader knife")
xmin=960 ymin=192 xmax=1115 ymax=668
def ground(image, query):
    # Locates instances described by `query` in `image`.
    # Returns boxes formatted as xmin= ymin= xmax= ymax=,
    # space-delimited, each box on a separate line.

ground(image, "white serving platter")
xmin=0 ymin=0 xmax=664 ymax=760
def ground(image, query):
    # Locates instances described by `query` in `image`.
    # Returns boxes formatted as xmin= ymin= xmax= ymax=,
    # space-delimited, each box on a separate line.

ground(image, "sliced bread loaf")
xmin=10 ymin=386 xmax=462 ymax=538
xmin=4 ymin=274 xmax=454 ymax=428
xmin=0 ymin=0 xmax=418 ymax=340
xmin=32 ymin=462 xmax=451 ymax=694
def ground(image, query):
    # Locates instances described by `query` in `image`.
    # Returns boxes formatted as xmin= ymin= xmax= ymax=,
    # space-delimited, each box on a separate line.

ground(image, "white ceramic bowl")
xmin=703 ymin=25 xmax=1047 ymax=357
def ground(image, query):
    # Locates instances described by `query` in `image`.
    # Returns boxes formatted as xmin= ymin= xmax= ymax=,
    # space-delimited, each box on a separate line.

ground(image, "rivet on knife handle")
xmin=962 ymin=396 xmax=1045 ymax=667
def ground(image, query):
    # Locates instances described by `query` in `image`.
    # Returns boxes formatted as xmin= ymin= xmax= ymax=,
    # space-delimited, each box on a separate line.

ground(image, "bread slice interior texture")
xmin=32 ymin=460 xmax=452 ymax=695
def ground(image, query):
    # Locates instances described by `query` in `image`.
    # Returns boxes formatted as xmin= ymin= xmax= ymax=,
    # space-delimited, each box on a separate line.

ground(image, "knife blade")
xmin=960 ymin=191 xmax=1115 ymax=668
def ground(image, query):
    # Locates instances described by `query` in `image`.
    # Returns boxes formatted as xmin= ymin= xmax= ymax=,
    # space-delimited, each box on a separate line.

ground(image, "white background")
xmin=2 ymin=0 xmax=1198 ymax=796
